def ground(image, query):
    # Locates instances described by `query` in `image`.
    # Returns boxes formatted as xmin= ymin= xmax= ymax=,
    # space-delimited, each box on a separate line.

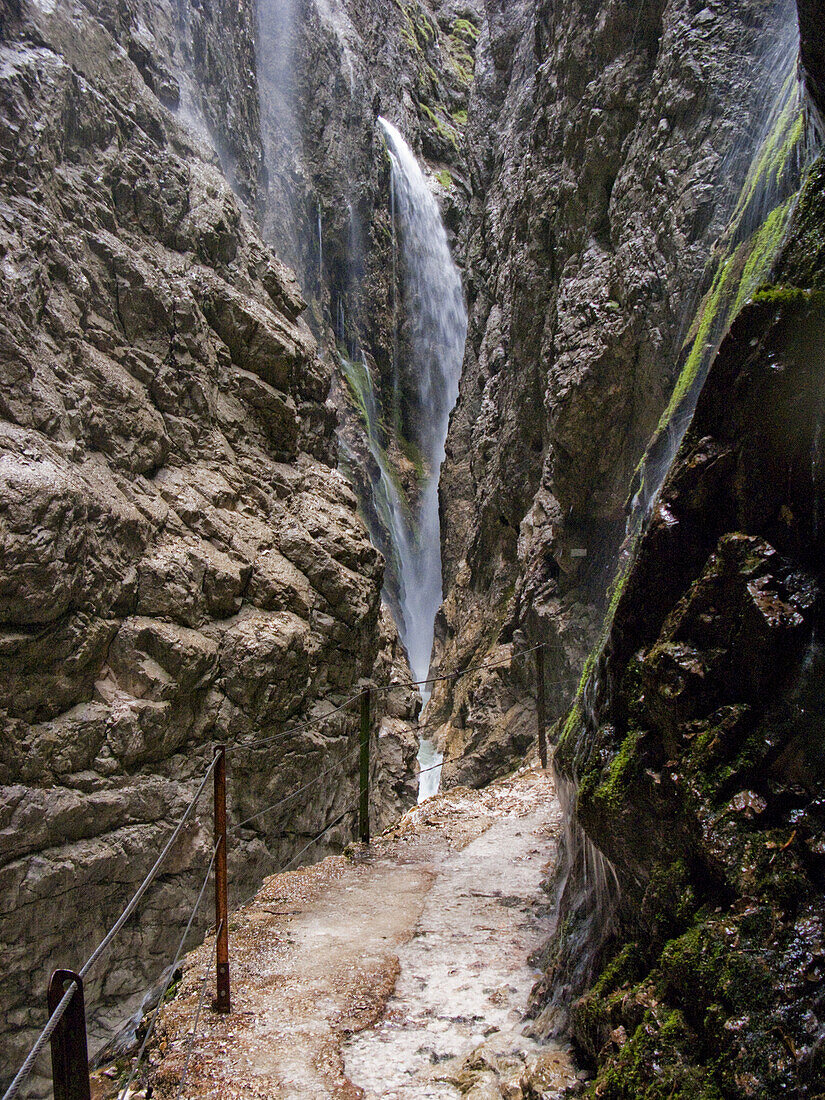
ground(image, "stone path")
xmin=109 ymin=768 xmax=577 ymax=1099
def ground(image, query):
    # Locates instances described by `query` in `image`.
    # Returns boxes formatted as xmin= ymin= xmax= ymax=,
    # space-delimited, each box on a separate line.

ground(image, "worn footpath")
xmin=104 ymin=767 xmax=579 ymax=1099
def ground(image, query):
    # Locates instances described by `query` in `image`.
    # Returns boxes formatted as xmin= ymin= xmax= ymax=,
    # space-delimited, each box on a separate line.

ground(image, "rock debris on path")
xmin=107 ymin=767 xmax=577 ymax=1099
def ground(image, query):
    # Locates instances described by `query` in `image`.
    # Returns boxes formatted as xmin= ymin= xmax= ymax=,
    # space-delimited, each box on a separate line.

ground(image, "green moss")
xmin=594 ymin=943 xmax=646 ymax=996
xmin=657 ymin=249 xmax=738 ymax=435
xmin=729 ymin=84 xmax=803 ymax=232
xmin=397 ymin=432 xmax=427 ymax=481
xmin=435 ymin=168 xmax=453 ymax=189
xmin=751 ymin=282 xmax=815 ymax=306
xmin=419 ymin=103 xmax=461 ymax=151
xmin=652 ymin=83 xmax=806 ymax=448
xmin=451 ymin=108 xmax=468 ymax=127
xmin=451 ymin=16 xmax=479 ymax=42
xmin=658 ymin=922 xmax=771 ymax=1019
xmin=642 ymin=859 xmax=697 ymax=936
xmin=730 ymin=196 xmax=798 ymax=317
xmin=446 ymin=52 xmax=474 ymax=86
xmin=591 ymin=1009 xmax=725 ymax=1099
xmin=588 ymin=729 xmax=642 ymax=813
xmin=555 ymin=701 xmax=583 ymax=770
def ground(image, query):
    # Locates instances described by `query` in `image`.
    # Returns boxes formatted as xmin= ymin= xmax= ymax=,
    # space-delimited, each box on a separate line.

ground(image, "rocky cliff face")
xmin=432 ymin=0 xmax=800 ymax=784
xmin=537 ymin=162 xmax=825 ymax=1097
xmin=0 ymin=0 xmax=418 ymax=1090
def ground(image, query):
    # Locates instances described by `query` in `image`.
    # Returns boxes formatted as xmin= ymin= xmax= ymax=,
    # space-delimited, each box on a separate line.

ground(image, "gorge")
xmin=1 ymin=0 xmax=825 ymax=1097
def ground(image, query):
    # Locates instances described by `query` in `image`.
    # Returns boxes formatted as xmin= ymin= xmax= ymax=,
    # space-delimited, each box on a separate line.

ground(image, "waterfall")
xmin=363 ymin=119 xmax=465 ymax=798
xmin=378 ymin=119 xmax=466 ymax=676
xmin=317 ymin=203 xmax=323 ymax=287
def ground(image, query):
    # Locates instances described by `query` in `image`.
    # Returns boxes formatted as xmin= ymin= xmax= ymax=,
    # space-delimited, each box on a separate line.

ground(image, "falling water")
xmin=390 ymin=173 xmax=400 ymax=416
xmin=627 ymin=12 xmax=813 ymax=540
xmin=368 ymin=119 xmax=467 ymax=798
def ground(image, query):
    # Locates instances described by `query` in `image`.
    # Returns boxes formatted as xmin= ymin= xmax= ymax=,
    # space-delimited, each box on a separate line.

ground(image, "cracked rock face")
xmin=432 ymin=0 xmax=800 ymax=783
xmin=0 ymin=0 xmax=418 ymax=1091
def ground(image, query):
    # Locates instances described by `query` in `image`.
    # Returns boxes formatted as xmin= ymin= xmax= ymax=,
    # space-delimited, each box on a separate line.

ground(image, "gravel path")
xmin=110 ymin=767 xmax=576 ymax=1099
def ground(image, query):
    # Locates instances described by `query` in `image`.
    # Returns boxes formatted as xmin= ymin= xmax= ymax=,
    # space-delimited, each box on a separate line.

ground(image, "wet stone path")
xmin=113 ymin=768 xmax=577 ymax=1099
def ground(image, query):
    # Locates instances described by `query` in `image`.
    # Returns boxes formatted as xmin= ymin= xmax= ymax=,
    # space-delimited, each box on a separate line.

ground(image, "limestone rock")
xmin=0 ymin=1 xmax=419 ymax=1089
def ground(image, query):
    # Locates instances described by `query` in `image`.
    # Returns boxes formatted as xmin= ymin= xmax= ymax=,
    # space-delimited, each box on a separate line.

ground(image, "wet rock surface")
xmin=542 ymin=169 xmax=825 ymax=1095
xmin=0 ymin=0 xmax=419 ymax=1091
xmin=253 ymin=0 xmax=482 ymax=622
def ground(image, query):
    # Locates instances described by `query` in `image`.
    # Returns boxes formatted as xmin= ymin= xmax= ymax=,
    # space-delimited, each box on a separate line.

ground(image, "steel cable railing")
xmin=174 ymin=922 xmax=222 ymax=1100
xmin=168 ymin=801 xmax=358 ymax=1096
xmin=79 ymin=757 xmax=219 ymax=983
xmin=386 ymin=640 xmax=562 ymax=689
xmin=1 ymin=984 xmax=78 ymax=1100
xmin=243 ymin=690 xmax=368 ymax=751
xmin=231 ymin=744 xmax=362 ymax=834
xmin=117 ymin=841 xmax=221 ymax=1100
xmin=274 ymin=799 xmax=359 ymax=875
xmin=2 ymin=757 xmax=219 ymax=1100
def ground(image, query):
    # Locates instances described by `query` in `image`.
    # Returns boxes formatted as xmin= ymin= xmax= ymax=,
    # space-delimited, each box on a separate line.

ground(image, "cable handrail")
xmin=387 ymin=640 xmax=553 ymax=689
xmin=231 ymin=744 xmax=362 ymax=834
xmin=175 ymin=921 xmax=222 ymax=1099
xmin=242 ymin=689 xmax=368 ymax=750
xmin=234 ymin=640 xmax=577 ymax=753
xmin=4 ymin=633 xmax=569 ymax=1098
xmin=1 ymin=983 xmax=78 ymax=1100
xmin=2 ymin=756 xmax=219 ymax=1100
xmin=80 ymin=755 xmax=219 ymax=982
xmin=275 ymin=799 xmax=359 ymax=874
xmin=117 ymin=840 xmax=221 ymax=1100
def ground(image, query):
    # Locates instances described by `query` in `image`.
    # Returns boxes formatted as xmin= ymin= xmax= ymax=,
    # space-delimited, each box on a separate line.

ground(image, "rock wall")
xmin=432 ymin=0 xmax=800 ymax=784
xmin=538 ymin=161 xmax=825 ymax=1097
xmin=0 ymin=0 xmax=417 ymax=1091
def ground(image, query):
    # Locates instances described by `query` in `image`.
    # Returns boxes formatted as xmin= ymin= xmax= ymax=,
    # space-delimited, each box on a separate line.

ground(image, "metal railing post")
xmin=213 ymin=746 xmax=230 ymax=1014
xmin=536 ymin=647 xmax=548 ymax=769
xmin=48 ymin=971 xmax=90 ymax=1100
xmin=359 ymin=688 xmax=371 ymax=843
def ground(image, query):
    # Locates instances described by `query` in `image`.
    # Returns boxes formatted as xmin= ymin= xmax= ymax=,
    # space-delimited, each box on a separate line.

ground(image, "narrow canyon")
xmin=1 ymin=0 xmax=824 ymax=1097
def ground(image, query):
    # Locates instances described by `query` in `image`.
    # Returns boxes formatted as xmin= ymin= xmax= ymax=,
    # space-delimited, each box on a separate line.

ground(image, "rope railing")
xmin=393 ymin=639 xmax=552 ymax=688
xmin=243 ymin=689 xmax=368 ymax=751
xmin=167 ymin=801 xmax=358 ymax=1097
xmin=1 ymin=983 xmax=78 ymax=1100
xmin=2 ymin=755 xmax=219 ymax=1100
xmin=276 ymin=799 xmax=359 ymax=875
xmin=231 ymin=744 xmax=362 ymax=834
xmin=3 ymin=636 xmax=572 ymax=1099
xmin=80 ymin=757 xmax=219 ymax=983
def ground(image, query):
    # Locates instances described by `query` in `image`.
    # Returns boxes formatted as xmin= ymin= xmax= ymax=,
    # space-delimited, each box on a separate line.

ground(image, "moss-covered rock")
xmin=538 ymin=148 xmax=825 ymax=1097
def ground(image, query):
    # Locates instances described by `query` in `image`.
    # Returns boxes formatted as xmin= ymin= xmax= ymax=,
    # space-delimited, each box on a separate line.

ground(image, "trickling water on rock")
xmin=627 ymin=11 xmax=815 ymax=539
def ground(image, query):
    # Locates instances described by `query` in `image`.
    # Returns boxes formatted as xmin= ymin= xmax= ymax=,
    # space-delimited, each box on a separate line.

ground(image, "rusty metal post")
xmin=359 ymin=688 xmax=371 ymax=844
xmin=48 ymin=970 xmax=91 ymax=1100
xmin=536 ymin=647 xmax=548 ymax=770
xmin=213 ymin=746 xmax=230 ymax=1014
